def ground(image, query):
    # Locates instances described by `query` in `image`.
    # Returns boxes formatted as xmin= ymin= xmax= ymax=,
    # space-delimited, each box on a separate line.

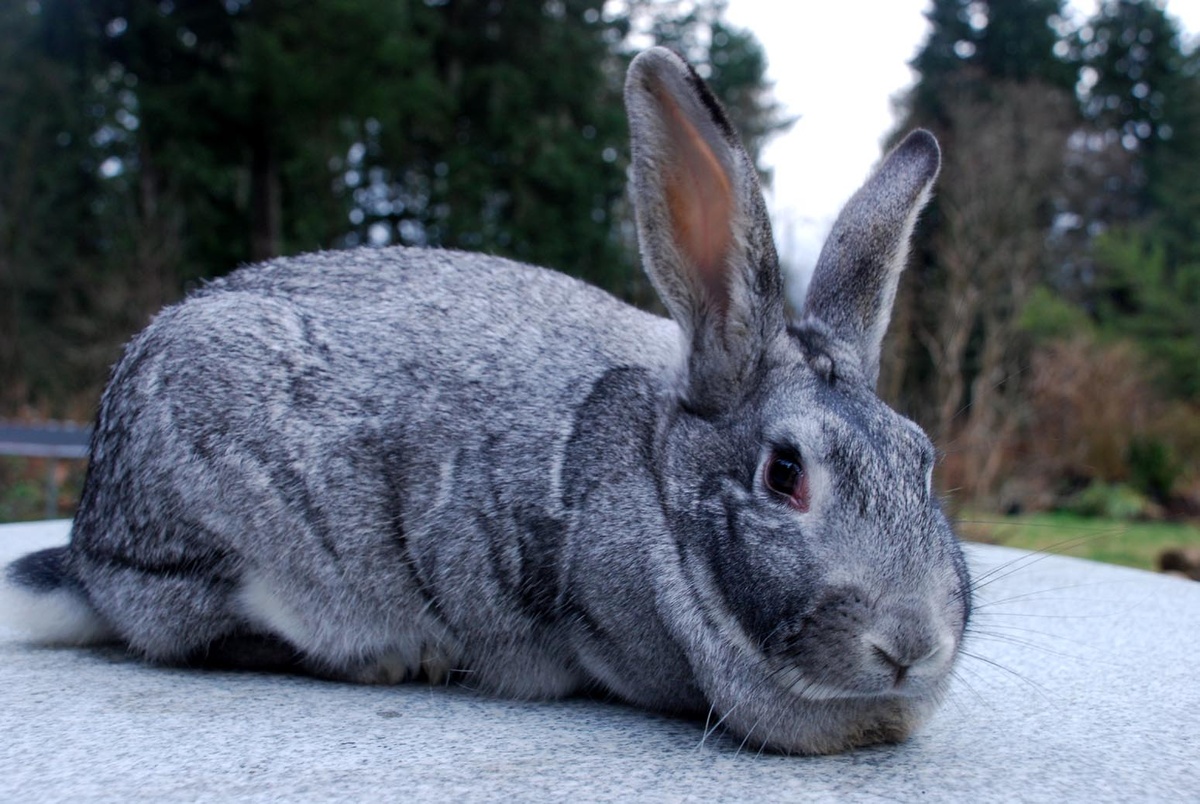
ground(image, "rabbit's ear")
xmin=625 ymin=47 xmax=784 ymax=412
xmin=803 ymin=130 xmax=940 ymax=388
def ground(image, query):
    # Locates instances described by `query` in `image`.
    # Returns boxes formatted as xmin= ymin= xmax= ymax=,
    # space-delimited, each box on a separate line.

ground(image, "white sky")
xmin=721 ymin=0 xmax=1200 ymax=299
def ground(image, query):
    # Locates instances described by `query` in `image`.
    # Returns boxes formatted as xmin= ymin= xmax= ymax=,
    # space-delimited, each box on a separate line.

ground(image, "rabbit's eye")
xmin=764 ymin=449 xmax=810 ymax=512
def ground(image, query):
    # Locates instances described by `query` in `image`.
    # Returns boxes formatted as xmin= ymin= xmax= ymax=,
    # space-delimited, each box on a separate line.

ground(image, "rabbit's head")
xmin=626 ymin=48 xmax=969 ymax=754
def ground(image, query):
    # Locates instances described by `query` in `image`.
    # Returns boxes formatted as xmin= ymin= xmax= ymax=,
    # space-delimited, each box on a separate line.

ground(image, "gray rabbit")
xmin=1 ymin=47 xmax=970 ymax=755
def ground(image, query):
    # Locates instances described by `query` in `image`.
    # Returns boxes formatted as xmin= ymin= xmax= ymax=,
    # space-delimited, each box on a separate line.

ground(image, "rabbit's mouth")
xmin=767 ymin=647 xmax=956 ymax=703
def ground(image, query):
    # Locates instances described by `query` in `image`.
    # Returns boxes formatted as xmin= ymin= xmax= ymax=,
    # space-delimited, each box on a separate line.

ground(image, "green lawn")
xmin=956 ymin=510 xmax=1200 ymax=572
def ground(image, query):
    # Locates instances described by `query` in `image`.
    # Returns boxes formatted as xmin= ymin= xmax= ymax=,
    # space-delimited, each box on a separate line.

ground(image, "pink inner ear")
xmin=656 ymin=89 xmax=735 ymax=316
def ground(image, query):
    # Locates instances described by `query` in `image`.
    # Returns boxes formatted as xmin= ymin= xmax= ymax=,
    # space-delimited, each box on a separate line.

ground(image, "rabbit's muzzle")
xmin=762 ymin=585 xmax=960 ymax=702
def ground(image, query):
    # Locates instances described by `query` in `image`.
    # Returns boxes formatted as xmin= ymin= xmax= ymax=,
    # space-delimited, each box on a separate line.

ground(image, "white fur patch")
xmin=236 ymin=572 xmax=313 ymax=650
xmin=0 ymin=578 xmax=114 ymax=646
xmin=433 ymin=453 xmax=457 ymax=510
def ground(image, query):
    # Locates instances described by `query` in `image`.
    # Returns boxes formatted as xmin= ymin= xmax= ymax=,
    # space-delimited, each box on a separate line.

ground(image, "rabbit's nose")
xmin=865 ymin=605 xmax=954 ymax=686
xmin=870 ymin=641 xmax=943 ymax=686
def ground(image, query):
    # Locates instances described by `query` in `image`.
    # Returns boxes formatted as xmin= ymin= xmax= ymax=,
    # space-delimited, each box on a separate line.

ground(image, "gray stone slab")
xmin=1 ymin=519 xmax=1197 ymax=801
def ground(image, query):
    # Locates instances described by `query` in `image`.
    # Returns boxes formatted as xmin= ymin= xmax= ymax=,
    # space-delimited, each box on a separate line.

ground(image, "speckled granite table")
xmin=1 ymin=519 xmax=1197 ymax=801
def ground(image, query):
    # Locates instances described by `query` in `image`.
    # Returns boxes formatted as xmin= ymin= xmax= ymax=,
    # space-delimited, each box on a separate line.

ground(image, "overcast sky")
xmin=720 ymin=0 xmax=1200 ymax=298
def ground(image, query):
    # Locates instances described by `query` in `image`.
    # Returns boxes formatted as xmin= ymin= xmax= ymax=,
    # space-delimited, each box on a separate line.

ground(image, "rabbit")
xmin=0 ymin=46 xmax=970 ymax=755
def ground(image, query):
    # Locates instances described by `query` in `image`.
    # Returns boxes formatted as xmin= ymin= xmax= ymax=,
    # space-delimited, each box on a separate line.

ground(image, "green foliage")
xmin=346 ymin=0 xmax=634 ymax=290
xmin=1018 ymin=285 xmax=1094 ymax=341
xmin=1065 ymin=2 xmax=1200 ymax=403
xmin=1127 ymin=437 xmax=1179 ymax=501
xmin=0 ymin=2 xmax=111 ymax=411
xmin=1076 ymin=0 xmax=1200 ymax=213
xmin=0 ymin=482 xmax=42 ymax=523
xmin=0 ymin=456 xmax=86 ymax=523
xmin=1089 ymin=228 xmax=1200 ymax=399
xmin=1063 ymin=481 xmax=1152 ymax=520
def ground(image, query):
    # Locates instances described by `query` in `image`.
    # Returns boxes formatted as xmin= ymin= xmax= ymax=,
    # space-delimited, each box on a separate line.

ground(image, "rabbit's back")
xmin=66 ymin=247 xmax=681 ymax=690
xmin=209 ymin=246 xmax=676 ymax=401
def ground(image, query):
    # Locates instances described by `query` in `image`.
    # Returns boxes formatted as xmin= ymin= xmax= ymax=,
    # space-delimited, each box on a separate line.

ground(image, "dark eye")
xmin=763 ymin=449 xmax=810 ymax=512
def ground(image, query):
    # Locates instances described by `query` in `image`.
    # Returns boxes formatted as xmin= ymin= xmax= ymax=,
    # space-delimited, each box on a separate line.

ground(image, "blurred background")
xmin=1 ymin=0 xmax=1198 ymax=574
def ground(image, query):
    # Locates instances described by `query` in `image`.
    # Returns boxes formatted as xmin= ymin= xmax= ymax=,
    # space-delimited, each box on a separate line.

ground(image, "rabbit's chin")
xmin=717 ymin=685 xmax=946 ymax=756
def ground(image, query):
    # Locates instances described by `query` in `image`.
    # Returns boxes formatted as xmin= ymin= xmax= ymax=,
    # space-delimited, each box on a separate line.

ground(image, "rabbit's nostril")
xmin=871 ymin=636 xmax=945 ymax=686
xmin=871 ymin=643 xmax=911 ymax=685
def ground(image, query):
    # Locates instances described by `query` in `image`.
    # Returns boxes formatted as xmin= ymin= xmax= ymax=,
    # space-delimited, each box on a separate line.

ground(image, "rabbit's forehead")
xmin=760 ymin=374 xmax=933 ymax=475
xmin=782 ymin=317 xmax=868 ymax=384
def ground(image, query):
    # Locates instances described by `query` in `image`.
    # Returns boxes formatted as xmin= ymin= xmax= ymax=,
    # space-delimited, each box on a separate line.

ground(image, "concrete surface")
xmin=1 ymin=519 xmax=1197 ymax=802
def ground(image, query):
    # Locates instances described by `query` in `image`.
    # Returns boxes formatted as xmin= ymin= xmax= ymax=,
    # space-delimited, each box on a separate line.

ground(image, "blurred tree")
xmin=81 ymin=0 xmax=430 ymax=281
xmin=345 ymin=0 xmax=635 ymax=292
xmin=0 ymin=1 xmax=109 ymax=411
xmin=1075 ymin=0 xmax=1197 ymax=218
xmin=1 ymin=0 xmax=786 ymax=416
xmin=887 ymin=0 xmax=1200 ymax=509
xmin=882 ymin=0 xmax=1078 ymax=505
xmin=1065 ymin=0 xmax=1200 ymax=401
xmin=1089 ymin=229 xmax=1200 ymax=398
xmin=923 ymin=80 xmax=1074 ymax=497
xmin=908 ymin=0 xmax=1075 ymax=127
xmin=1056 ymin=0 xmax=1200 ymax=272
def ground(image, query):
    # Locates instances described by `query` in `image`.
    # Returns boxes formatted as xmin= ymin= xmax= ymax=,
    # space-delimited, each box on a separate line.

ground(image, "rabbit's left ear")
xmin=625 ymin=47 xmax=784 ymax=413
xmin=802 ymin=130 xmax=940 ymax=388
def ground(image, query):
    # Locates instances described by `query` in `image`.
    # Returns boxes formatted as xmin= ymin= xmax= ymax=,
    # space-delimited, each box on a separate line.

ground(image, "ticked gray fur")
xmin=1 ymin=48 xmax=969 ymax=755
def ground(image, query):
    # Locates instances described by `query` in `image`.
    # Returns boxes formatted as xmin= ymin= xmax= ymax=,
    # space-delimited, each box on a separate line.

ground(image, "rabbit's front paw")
xmin=349 ymin=642 xmax=458 ymax=685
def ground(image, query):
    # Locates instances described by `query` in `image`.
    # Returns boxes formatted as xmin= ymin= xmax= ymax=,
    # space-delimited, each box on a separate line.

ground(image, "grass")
xmin=956 ymin=510 xmax=1200 ymax=572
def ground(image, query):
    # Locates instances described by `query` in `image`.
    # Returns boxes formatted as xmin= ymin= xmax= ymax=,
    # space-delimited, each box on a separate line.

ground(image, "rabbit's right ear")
xmin=625 ymin=47 xmax=785 ymax=413
xmin=802 ymin=131 xmax=940 ymax=388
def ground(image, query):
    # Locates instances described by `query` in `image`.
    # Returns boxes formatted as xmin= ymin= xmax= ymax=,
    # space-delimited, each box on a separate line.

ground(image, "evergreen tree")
xmin=346 ymin=0 xmax=634 ymax=291
xmin=907 ymin=0 xmax=1075 ymax=128
xmin=1 ymin=0 xmax=786 ymax=415
xmin=0 ymin=1 xmax=112 ymax=409
xmin=1076 ymin=0 xmax=1197 ymax=217
xmin=1071 ymin=0 xmax=1200 ymax=401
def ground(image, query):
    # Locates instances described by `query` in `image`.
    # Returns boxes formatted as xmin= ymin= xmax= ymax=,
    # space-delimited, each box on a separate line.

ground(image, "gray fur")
xmin=0 ymin=48 xmax=968 ymax=755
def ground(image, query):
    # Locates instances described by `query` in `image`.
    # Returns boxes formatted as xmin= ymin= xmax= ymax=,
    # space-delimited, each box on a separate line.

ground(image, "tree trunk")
xmin=251 ymin=133 xmax=283 ymax=261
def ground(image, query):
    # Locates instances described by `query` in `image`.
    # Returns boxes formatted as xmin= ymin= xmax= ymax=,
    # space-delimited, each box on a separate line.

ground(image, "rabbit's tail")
xmin=1 ymin=547 xmax=114 ymax=645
